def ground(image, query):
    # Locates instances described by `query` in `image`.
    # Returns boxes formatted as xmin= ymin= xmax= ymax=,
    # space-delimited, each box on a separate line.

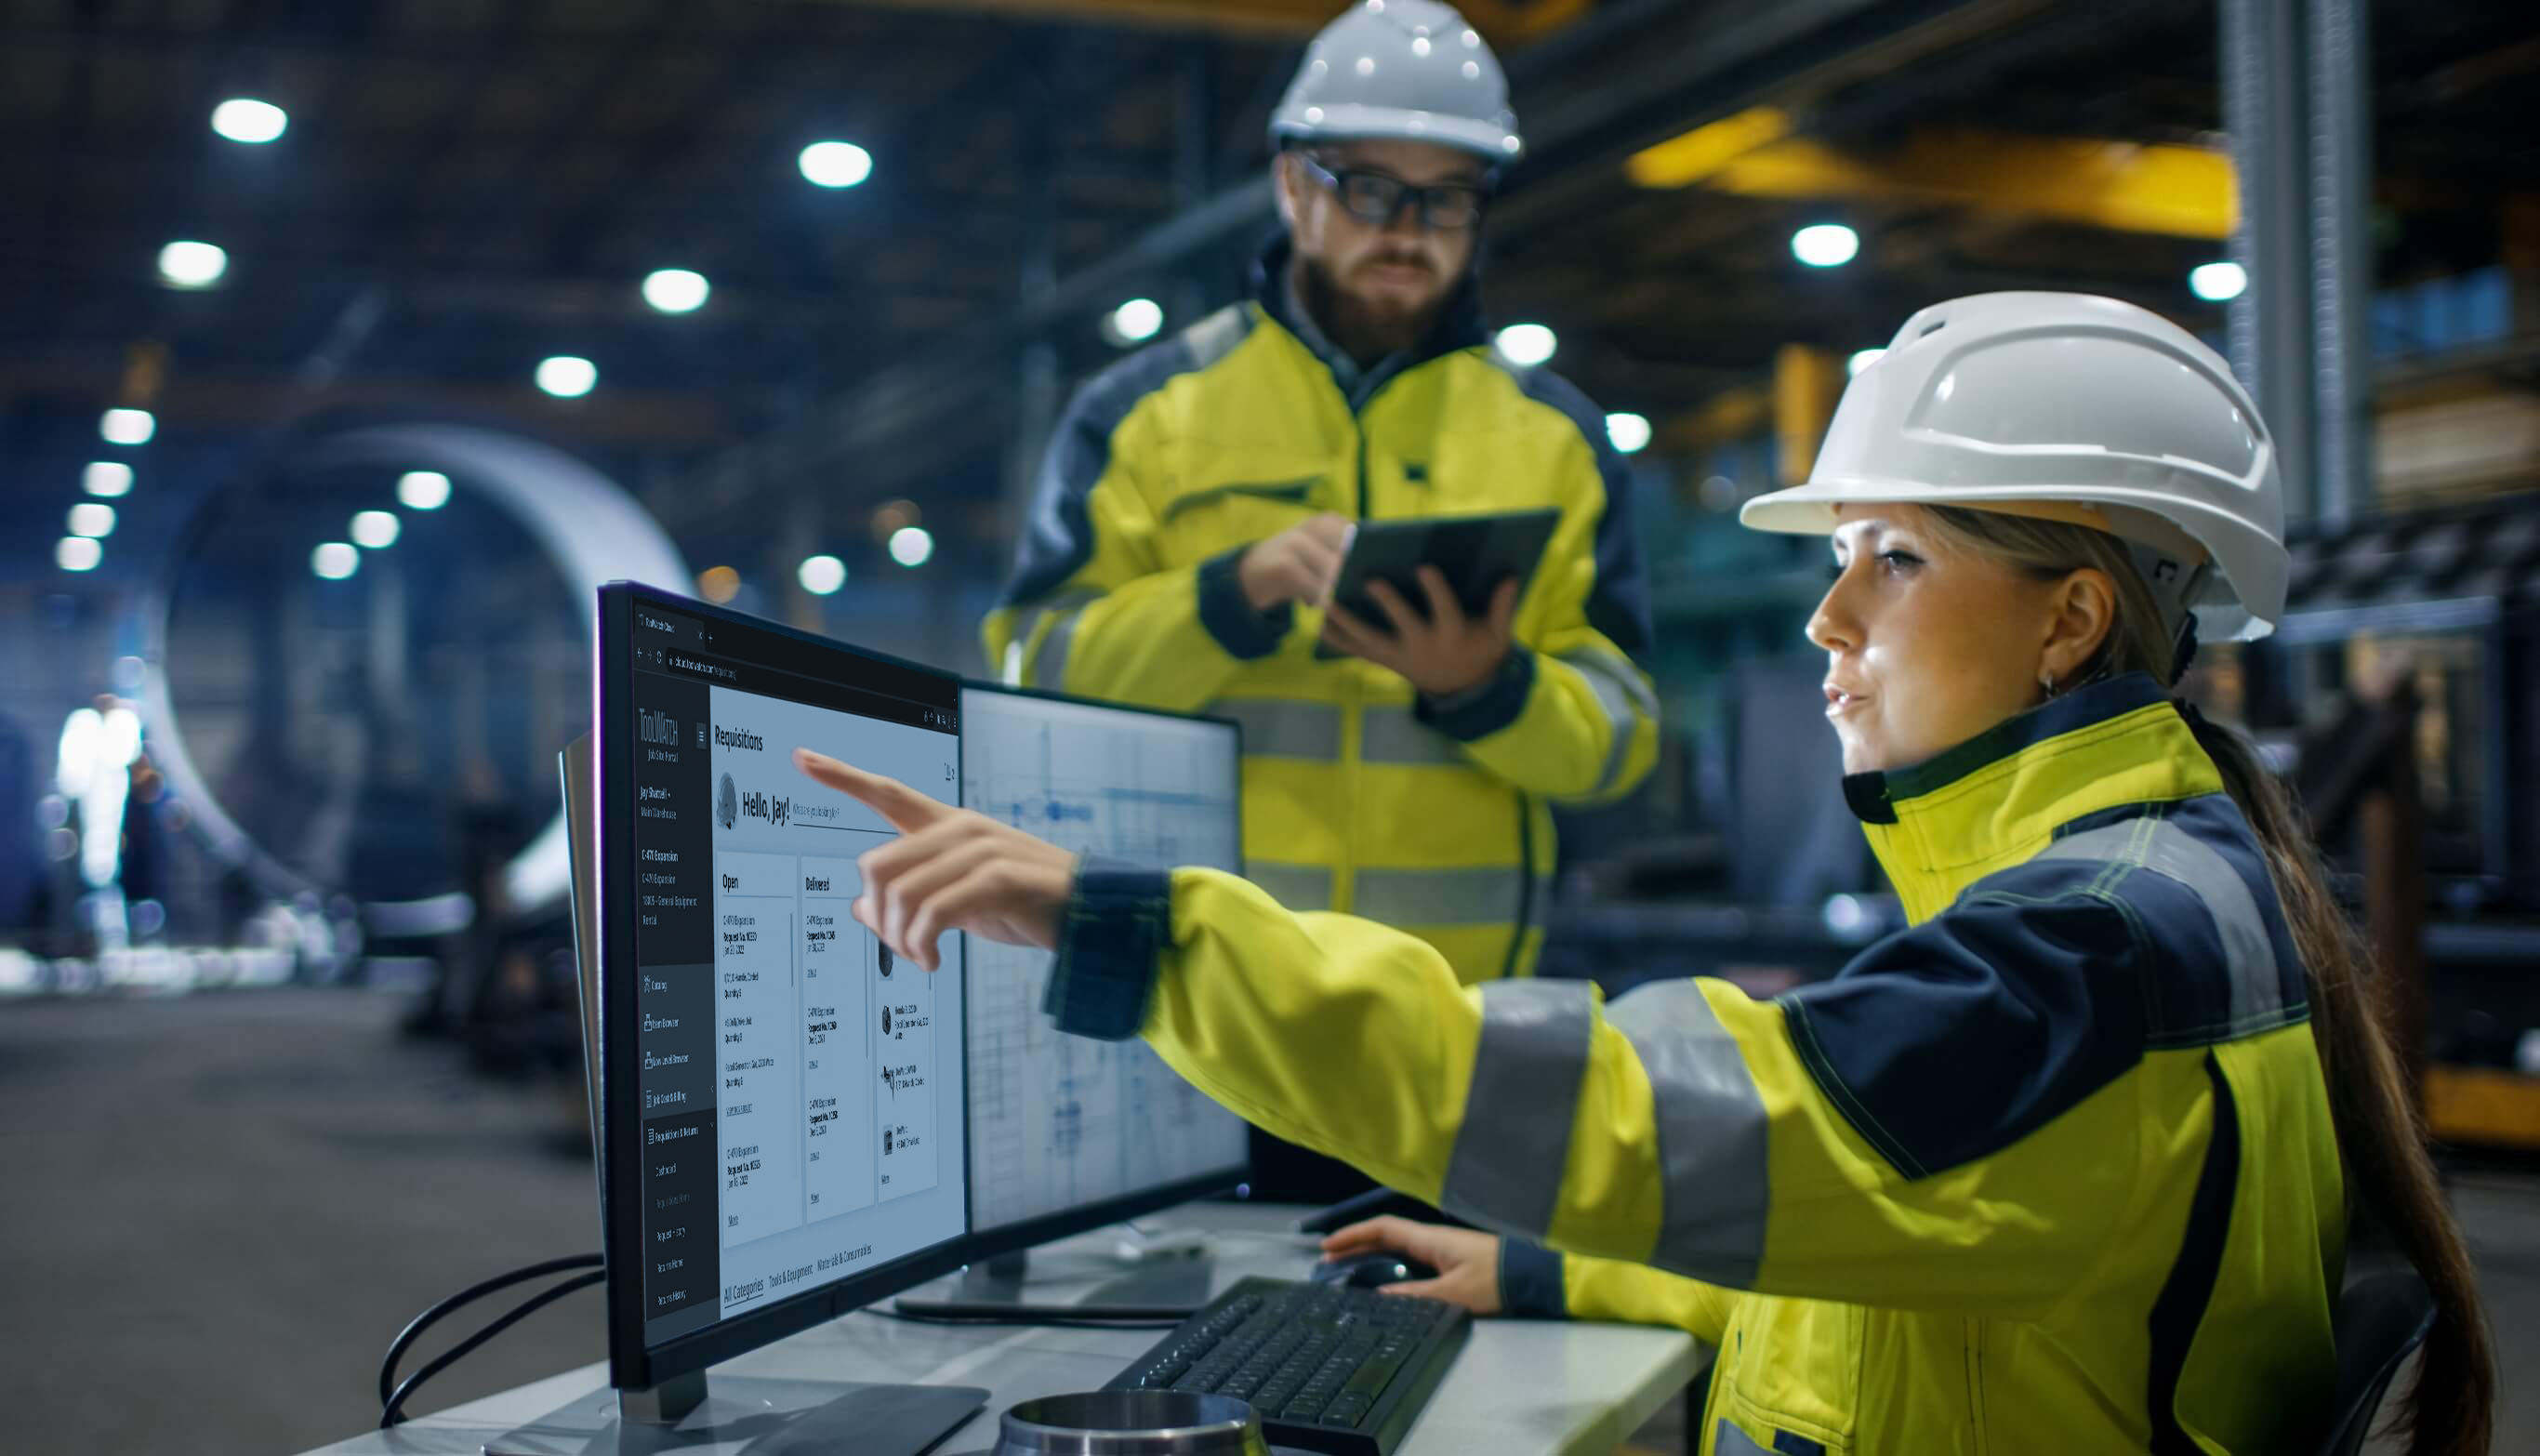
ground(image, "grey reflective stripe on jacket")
xmin=1438 ymin=979 xmax=1595 ymax=1238
xmin=1245 ymin=860 xmax=1331 ymax=912
xmin=2034 ymin=816 xmax=2288 ymax=1031
xmin=1553 ymin=644 xmax=1657 ymax=797
xmin=1010 ymin=591 xmax=1101 ymax=690
xmin=1355 ymin=865 xmax=1550 ymax=928
xmin=1211 ymin=700 xmax=1342 ymax=761
xmin=1606 ymin=978 xmax=1768 ymax=1288
xmin=1249 ymin=862 xmax=1548 ymax=928
xmin=1359 ymin=708 xmax=1466 ymax=767
xmin=1208 ymin=699 xmax=1465 ymax=768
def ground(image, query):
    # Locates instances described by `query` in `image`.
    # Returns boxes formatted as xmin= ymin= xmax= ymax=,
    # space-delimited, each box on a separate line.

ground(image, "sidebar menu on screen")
xmin=628 ymin=607 xmax=721 ymax=1343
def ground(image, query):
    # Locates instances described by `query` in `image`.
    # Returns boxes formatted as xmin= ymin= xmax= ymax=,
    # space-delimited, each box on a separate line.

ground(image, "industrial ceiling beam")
xmin=0 ymin=357 xmax=737 ymax=445
xmin=664 ymin=0 xmax=2002 ymax=526
xmin=800 ymin=0 xmax=1591 ymax=42
xmin=1626 ymin=113 xmax=2238 ymax=239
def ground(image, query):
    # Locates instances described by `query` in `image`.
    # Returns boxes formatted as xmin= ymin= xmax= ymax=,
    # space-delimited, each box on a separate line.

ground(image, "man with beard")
xmin=984 ymin=0 xmax=1657 ymax=1195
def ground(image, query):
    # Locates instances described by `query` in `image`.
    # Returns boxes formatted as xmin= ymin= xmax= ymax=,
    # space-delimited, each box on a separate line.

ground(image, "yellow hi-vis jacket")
xmin=1042 ymin=674 xmax=2345 ymax=1455
xmin=983 ymin=240 xmax=1659 ymax=984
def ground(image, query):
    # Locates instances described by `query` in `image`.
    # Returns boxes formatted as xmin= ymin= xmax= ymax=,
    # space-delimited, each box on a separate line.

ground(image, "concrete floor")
xmin=2 ymin=989 xmax=2533 ymax=1455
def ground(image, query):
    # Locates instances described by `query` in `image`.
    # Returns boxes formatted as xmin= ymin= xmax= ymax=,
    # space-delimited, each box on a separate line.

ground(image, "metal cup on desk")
xmin=987 ymin=1391 xmax=1271 ymax=1455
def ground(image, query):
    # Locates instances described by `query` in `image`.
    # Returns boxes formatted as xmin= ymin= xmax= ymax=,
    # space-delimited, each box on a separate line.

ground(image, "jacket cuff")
xmin=1197 ymin=549 xmax=1291 ymax=661
xmin=1043 ymin=857 xmax=1172 ymax=1040
xmin=1416 ymin=645 xmax=1536 ymax=742
xmin=1497 ymin=1238 xmax=1568 ymax=1319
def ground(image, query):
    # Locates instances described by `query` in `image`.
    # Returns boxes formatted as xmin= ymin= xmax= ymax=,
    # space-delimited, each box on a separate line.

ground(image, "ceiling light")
xmin=1494 ymin=323 xmax=1557 ymax=367
xmin=158 ymin=241 xmax=227 ymax=289
xmin=698 ymin=566 xmax=741 ymax=604
xmin=2189 ymin=260 xmax=2247 ymax=302
xmin=58 ymin=537 xmax=102 ymax=572
xmin=85 ymin=462 xmax=134 ymax=497
xmin=798 ymin=555 xmax=848 ymax=595
xmin=351 ymin=510 xmax=401 ymax=549
xmin=397 ymin=470 xmax=452 ymax=510
xmin=69 ymin=504 xmax=116 ymax=538
xmin=1605 ymin=412 xmax=1652 ymax=455
xmin=642 ymin=269 xmax=710 ymax=314
xmin=536 ymin=356 xmax=597 ymax=398
xmin=1105 ymin=298 xmax=1164 ymax=347
xmin=211 ymin=98 xmax=287 ymax=144
xmin=100 ymin=409 xmax=154 ymax=445
xmin=1791 ymin=223 xmax=1860 ymax=268
xmin=311 ymin=543 xmax=359 ymax=580
xmin=800 ymin=141 xmax=873 ymax=189
xmin=888 ymin=526 xmax=933 ymax=568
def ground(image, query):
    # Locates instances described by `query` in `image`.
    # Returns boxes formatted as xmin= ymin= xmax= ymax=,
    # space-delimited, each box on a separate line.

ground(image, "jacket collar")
xmin=1843 ymin=672 xmax=2227 ymax=923
xmin=1249 ymin=232 xmax=1491 ymax=394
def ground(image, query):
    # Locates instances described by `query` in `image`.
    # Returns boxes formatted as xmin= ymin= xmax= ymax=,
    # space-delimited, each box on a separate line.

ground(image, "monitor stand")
xmin=893 ymin=1243 xmax=1219 ymax=1321
xmin=483 ymin=1370 xmax=988 ymax=1455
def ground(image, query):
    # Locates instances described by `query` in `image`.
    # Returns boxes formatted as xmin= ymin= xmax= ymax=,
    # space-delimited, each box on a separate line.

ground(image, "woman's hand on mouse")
xmin=1320 ymin=1216 xmax=1504 ymax=1314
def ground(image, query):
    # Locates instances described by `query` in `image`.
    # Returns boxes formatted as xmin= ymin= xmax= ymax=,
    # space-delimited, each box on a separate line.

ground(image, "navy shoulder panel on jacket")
xmin=1493 ymin=361 xmax=1654 ymax=662
xmin=2038 ymin=795 xmax=2309 ymax=1048
xmin=1000 ymin=306 xmax=1257 ymax=608
xmin=1779 ymin=856 xmax=2150 ymax=1181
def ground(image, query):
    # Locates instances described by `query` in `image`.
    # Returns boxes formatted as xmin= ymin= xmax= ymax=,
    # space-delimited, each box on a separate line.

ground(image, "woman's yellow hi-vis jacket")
xmin=983 ymin=240 xmax=1658 ymax=984
xmin=1044 ymin=674 xmax=2345 ymax=1455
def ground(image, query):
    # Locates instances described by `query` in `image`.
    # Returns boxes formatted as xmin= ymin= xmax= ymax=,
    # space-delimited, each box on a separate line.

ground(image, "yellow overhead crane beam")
xmin=1629 ymin=106 xmax=2239 ymax=240
xmin=808 ymin=0 xmax=1591 ymax=42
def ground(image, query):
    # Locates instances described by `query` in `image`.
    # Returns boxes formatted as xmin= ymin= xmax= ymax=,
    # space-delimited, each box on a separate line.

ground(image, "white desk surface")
xmin=299 ymin=1203 xmax=1700 ymax=1456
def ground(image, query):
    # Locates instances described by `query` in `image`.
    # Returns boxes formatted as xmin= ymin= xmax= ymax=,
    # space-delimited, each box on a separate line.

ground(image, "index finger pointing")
xmin=793 ymin=748 xmax=946 ymax=832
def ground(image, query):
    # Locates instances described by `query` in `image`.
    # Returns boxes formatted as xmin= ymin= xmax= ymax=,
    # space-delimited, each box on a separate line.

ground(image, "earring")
xmin=2040 ymin=671 xmax=2057 ymax=699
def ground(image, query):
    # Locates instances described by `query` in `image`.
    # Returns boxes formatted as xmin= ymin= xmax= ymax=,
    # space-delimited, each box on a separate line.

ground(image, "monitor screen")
xmin=604 ymin=588 xmax=968 ymax=1363
xmin=958 ymin=685 xmax=1250 ymax=1234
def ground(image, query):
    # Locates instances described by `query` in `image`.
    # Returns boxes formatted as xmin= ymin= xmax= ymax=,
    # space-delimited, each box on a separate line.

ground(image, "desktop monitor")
xmin=957 ymin=683 xmax=1251 ymax=1247
xmin=587 ymin=586 xmax=1256 ymax=1443
xmin=594 ymin=583 xmax=973 ymax=1398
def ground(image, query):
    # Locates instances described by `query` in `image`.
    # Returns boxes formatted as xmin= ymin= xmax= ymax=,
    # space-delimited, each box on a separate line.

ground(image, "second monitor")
xmin=959 ymin=683 xmax=1251 ymax=1239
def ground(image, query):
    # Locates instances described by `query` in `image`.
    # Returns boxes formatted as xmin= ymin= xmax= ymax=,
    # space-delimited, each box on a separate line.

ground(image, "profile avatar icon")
xmin=716 ymin=772 xmax=737 ymax=830
xmin=882 ymin=1126 xmax=893 ymax=1155
xmin=881 ymin=1004 xmax=893 ymax=1037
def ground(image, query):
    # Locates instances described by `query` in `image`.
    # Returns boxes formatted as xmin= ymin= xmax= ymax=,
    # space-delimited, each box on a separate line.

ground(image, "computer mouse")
xmin=1310 ymin=1252 xmax=1437 ymax=1290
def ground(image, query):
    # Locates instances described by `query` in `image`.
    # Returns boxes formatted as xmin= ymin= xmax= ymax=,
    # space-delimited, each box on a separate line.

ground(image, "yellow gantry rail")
xmin=1630 ymin=106 xmax=2239 ymax=240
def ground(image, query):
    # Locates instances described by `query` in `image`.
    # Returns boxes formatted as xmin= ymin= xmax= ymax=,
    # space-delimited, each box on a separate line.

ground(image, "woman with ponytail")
xmin=803 ymin=294 xmax=2493 ymax=1453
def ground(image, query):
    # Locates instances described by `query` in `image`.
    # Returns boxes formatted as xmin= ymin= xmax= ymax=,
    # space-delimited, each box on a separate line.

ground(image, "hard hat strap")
xmin=2120 ymin=539 xmax=2207 ymax=680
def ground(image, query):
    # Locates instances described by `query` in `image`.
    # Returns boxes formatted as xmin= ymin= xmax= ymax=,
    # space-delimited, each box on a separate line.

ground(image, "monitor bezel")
xmin=595 ymin=581 xmax=975 ymax=1391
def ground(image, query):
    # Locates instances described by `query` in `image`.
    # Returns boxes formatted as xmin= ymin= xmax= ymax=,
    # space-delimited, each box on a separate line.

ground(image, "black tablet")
xmin=1318 ymin=508 xmax=1562 ymax=651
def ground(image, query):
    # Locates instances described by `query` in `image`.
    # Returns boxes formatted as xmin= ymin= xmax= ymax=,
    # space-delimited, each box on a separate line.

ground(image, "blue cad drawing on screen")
xmin=958 ymin=687 xmax=1250 ymax=1233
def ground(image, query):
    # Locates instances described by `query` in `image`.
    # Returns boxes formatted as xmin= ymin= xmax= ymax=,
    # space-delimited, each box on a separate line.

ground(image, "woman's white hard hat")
xmin=1740 ymin=291 xmax=2291 ymax=642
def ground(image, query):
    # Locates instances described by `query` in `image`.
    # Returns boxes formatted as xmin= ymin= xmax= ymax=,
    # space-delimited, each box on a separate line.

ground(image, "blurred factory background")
xmin=3 ymin=0 xmax=2538 ymax=1450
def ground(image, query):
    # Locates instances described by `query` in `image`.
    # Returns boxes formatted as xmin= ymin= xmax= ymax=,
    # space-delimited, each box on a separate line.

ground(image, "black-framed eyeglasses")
xmin=1294 ymin=152 xmax=1492 ymax=232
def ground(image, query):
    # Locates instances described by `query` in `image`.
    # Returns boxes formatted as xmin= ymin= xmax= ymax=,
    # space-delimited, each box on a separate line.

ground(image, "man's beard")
xmin=1295 ymin=250 xmax=1446 ymax=368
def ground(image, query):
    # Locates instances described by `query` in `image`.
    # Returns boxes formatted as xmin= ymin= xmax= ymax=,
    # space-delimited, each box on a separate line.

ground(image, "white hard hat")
xmin=1740 ymin=292 xmax=2290 ymax=642
xmin=1270 ymin=0 xmax=1522 ymax=164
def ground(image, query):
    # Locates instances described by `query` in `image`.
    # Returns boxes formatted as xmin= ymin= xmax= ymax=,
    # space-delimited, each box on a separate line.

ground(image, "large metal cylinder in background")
xmin=142 ymin=423 xmax=690 ymax=933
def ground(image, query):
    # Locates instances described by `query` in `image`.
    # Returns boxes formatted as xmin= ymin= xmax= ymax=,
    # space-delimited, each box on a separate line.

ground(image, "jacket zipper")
xmin=1348 ymin=372 xmax=1538 ymax=978
xmin=1502 ymin=796 xmax=1536 ymax=978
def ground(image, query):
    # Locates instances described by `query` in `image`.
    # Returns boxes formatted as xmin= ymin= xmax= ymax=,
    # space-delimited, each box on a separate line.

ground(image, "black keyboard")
xmin=1103 ymin=1276 xmax=1470 ymax=1455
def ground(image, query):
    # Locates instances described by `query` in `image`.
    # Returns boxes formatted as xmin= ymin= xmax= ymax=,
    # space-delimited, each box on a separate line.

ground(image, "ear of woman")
xmin=2034 ymin=566 xmax=2118 ymax=697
